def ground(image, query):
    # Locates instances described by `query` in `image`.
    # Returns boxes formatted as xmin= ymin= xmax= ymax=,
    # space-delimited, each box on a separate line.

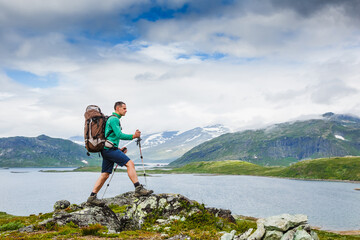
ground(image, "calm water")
xmin=0 ymin=168 xmax=359 ymax=231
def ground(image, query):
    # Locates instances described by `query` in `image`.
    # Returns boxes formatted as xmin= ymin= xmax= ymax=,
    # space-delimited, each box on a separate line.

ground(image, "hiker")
xmin=87 ymin=101 xmax=153 ymax=206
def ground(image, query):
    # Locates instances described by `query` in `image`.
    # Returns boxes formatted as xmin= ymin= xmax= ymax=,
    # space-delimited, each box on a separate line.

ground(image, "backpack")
xmin=84 ymin=105 xmax=116 ymax=153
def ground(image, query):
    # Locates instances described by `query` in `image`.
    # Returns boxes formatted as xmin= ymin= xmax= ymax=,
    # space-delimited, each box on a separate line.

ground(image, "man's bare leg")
xmin=125 ymin=160 xmax=138 ymax=184
xmin=92 ymin=172 xmax=110 ymax=194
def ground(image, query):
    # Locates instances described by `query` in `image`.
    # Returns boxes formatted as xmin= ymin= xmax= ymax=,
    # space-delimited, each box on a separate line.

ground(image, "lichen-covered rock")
xmin=264 ymin=214 xmax=308 ymax=232
xmin=235 ymin=228 xmax=253 ymax=240
xmin=18 ymin=224 xmax=34 ymax=233
xmin=53 ymin=200 xmax=70 ymax=211
xmin=207 ymin=207 xmax=236 ymax=223
xmin=264 ymin=230 xmax=284 ymax=240
xmin=40 ymin=205 xmax=124 ymax=232
xmin=41 ymin=192 xmax=235 ymax=233
xmin=281 ymin=229 xmax=296 ymax=240
xmin=221 ymin=230 xmax=237 ymax=240
xmin=167 ymin=234 xmax=191 ymax=240
xmin=294 ymin=229 xmax=312 ymax=240
xmin=248 ymin=219 xmax=266 ymax=240
xmin=103 ymin=192 xmax=232 ymax=230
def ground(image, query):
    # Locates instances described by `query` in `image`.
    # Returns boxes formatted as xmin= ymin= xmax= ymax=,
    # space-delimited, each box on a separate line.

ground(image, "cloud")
xmin=311 ymin=79 xmax=358 ymax=105
xmin=0 ymin=0 xmax=359 ymax=138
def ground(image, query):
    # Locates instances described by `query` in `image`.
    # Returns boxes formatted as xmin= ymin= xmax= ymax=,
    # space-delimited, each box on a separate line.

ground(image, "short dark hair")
xmin=114 ymin=101 xmax=125 ymax=110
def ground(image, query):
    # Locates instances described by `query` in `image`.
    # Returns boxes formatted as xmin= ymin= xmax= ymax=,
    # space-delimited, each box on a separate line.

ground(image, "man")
xmin=87 ymin=101 xmax=153 ymax=206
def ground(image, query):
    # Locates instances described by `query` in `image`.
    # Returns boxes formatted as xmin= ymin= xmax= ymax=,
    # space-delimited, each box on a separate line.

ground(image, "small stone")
xmin=167 ymin=234 xmax=191 ymax=240
xmin=18 ymin=225 xmax=34 ymax=233
xmin=54 ymin=200 xmax=70 ymax=211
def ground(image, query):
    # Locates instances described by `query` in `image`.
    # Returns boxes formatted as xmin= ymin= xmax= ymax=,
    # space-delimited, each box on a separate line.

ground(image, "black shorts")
xmin=101 ymin=148 xmax=130 ymax=173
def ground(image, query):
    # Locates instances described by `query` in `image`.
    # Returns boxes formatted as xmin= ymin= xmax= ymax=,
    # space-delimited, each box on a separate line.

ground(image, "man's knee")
xmin=101 ymin=172 xmax=110 ymax=180
xmin=125 ymin=160 xmax=135 ymax=168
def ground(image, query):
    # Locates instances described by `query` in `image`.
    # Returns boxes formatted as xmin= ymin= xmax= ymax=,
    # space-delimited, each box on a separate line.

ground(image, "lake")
xmin=0 ymin=167 xmax=359 ymax=231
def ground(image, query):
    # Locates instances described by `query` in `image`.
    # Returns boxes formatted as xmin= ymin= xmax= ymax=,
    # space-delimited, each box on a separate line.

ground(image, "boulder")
xmin=294 ymin=229 xmax=312 ymax=240
xmin=41 ymin=205 xmax=124 ymax=232
xmin=264 ymin=230 xmax=284 ymax=240
xmin=264 ymin=214 xmax=308 ymax=232
xmin=40 ymin=192 xmax=235 ymax=233
xmin=53 ymin=200 xmax=70 ymax=211
xmin=248 ymin=219 xmax=266 ymax=240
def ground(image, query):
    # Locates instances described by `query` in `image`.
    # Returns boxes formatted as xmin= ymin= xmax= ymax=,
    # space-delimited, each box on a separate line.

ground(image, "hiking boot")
xmin=87 ymin=194 xmax=105 ymax=206
xmin=135 ymin=185 xmax=153 ymax=197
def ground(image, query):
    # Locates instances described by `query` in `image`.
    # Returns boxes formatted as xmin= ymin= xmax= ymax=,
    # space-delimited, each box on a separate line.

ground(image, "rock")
xmin=221 ymin=230 xmax=236 ymax=240
xmin=294 ymin=229 xmax=312 ymax=240
xmin=18 ymin=224 xmax=34 ymax=233
xmin=264 ymin=230 xmax=284 ymax=240
xmin=248 ymin=219 xmax=266 ymax=240
xmin=104 ymin=192 xmax=234 ymax=230
xmin=235 ymin=228 xmax=253 ymax=240
xmin=53 ymin=200 xmax=70 ymax=211
xmin=42 ymin=192 xmax=235 ymax=233
xmin=41 ymin=205 xmax=124 ymax=232
xmin=69 ymin=204 xmax=82 ymax=211
xmin=167 ymin=234 xmax=191 ymax=240
xmin=264 ymin=214 xmax=308 ymax=232
xmin=207 ymin=207 xmax=236 ymax=223
xmin=280 ymin=229 xmax=296 ymax=240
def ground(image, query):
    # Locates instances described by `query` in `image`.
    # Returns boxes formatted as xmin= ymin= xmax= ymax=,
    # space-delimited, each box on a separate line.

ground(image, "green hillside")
xmin=0 ymin=135 xmax=100 ymax=167
xmin=170 ymin=113 xmax=360 ymax=166
xmin=163 ymin=156 xmax=360 ymax=181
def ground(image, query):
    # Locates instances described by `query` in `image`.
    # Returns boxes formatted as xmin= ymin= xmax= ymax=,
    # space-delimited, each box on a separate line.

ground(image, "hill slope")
xmin=165 ymin=156 xmax=360 ymax=181
xmin=170 ymin=113 xmax=360 ymax=166
xmin=0 ymin=135 xmax=99 ymax=167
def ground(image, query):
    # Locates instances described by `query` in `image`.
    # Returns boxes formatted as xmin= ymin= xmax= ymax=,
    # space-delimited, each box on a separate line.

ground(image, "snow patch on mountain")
xmin=335 ymin=135 xmax=346 ymax=141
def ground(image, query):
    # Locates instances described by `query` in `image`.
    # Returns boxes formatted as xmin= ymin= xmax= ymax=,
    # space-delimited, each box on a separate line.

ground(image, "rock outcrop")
xmin=40 ymin=192 xmax=234 ymax=233
xmin=38 ymin=193 xmax=319 ymax=239
xmin=222 ymin=214 xmax=319 ymax=240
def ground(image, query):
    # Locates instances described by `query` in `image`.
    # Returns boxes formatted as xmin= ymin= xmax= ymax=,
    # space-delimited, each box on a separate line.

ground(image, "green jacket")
xmin=104 ymin=112 xmax=133 ymax=149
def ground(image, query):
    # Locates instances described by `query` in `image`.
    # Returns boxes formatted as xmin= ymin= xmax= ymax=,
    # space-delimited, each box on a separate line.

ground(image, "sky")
xmin=0 ymin=0 xmax=360 ymax=138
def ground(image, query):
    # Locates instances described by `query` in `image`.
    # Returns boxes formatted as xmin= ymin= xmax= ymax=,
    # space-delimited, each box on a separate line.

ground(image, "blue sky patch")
xmin=6 ymin=69 xmax=59 ymax=88
xmin=133 ymin=4 xmax=189 ymax=22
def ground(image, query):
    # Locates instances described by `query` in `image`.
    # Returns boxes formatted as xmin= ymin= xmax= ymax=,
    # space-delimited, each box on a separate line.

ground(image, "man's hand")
xmin=133 ymin=129 xmax=141 ymax=139
xmin=120 ymin=147 xmax=127 ymax=153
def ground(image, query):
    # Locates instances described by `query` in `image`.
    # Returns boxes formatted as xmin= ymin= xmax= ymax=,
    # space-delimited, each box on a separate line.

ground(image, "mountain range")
xmin=123 ymin=124 xmax=231 ymax=162
xmin=170 ymin=112 xmax=360 ymax=166
xmin=0 ymin=135 xmax=99 ymax=167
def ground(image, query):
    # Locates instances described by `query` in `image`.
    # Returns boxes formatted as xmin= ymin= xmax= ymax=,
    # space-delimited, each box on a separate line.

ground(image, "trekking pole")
xmin=102 ymin=164 xmax=118 ymax=199
xmin=136 ymin=138 xmax=148 ymax=186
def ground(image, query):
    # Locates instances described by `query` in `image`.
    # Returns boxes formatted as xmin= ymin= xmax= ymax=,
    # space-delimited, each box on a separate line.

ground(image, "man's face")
xmin=117 ymin=104 xmax=127 ymax=116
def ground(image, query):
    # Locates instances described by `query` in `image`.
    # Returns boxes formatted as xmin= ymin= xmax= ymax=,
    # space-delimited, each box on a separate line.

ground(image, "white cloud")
xmin=0 ymin=1 xmax=359 ymax=139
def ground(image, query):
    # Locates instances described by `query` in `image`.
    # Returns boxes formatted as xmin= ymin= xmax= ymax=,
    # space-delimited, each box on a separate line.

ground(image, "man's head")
xmin=114 ymin=101 xmax=127 ymax=116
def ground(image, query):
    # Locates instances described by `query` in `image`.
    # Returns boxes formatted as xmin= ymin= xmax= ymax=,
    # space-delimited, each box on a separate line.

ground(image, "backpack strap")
xmin=105 ymin=114 xmax=121 ymax=139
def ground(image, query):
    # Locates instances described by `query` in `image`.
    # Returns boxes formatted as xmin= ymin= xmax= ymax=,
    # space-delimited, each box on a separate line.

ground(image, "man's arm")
xmin=108 ymin=117 xmax=133 ymax=140
xmin=109 ymin=117 xmax=141 ymax=140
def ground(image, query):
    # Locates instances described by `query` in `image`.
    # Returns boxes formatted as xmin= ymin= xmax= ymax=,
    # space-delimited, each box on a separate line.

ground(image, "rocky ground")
xmin=1 ymin=192 xmax=326 ymax=239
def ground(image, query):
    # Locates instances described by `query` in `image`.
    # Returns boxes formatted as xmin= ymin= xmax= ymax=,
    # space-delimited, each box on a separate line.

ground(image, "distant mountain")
xmin=0 ymin=135 xmax=100 ymax=167
xmin=124 ymin=124 xmax=231 ymax=162
xmin=170 ymin=113 xmax=360 ymax=166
